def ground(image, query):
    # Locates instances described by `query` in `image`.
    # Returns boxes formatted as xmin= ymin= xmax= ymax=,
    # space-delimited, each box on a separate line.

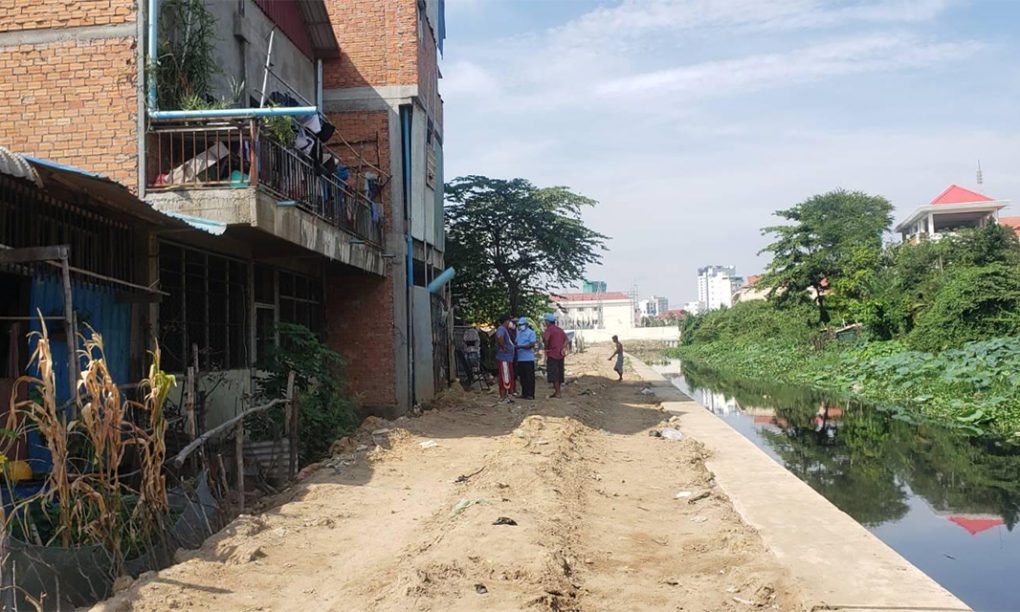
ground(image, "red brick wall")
xmin=0 ymin=37 xmax=139 ymax=186
xmin=322 ymin=0 xmax=417 ymax=89
xmin=0 ymin=0 xmax=134 ymax=32
xmin=325 ymin=269 xmax=399 ymax=412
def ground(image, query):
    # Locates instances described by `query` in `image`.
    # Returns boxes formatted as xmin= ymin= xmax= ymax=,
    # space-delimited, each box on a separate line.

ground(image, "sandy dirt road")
xmin=94 ymin=349 xmax=803 ymax=611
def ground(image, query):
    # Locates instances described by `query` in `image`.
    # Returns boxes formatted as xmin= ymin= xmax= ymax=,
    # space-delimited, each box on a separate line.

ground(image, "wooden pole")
xmin=285 ymin=371 xmax=297 ymax=478
xmin=59 ymin=247 xmax=76 ymax=406
xmin=185 ymin=366 xmax=196 ymax=439
xmin=172 ymin=397 xmax=286 ymax=467
xmin=235 ymin=422 xmax=245 ymax=514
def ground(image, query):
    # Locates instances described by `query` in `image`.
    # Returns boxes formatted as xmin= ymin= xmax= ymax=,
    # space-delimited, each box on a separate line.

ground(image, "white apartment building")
xmin=552 ymin=292 xmax=635 ymax=331
xmin=697 ymin=265 xmax=743 ymax=311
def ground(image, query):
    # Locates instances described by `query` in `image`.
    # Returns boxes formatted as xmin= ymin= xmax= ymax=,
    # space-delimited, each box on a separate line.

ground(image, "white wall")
xmin=559 ymin=300 xmax=634 ymax=330
xmin=573 ymin=327 xmax=679 ymax=344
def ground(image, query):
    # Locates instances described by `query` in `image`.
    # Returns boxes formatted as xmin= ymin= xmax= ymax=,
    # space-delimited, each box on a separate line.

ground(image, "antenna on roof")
xmin=976 ymin=160 xmax=983 ymax=185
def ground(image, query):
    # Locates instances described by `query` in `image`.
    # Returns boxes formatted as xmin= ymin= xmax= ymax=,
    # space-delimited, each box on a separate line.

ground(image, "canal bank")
xmin=629 ymin=355 xmax=970 ymax=612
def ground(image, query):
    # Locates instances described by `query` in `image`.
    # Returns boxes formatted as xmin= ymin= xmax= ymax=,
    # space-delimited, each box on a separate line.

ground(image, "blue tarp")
xmin=25 ymin=275 xmax=131 ymax=473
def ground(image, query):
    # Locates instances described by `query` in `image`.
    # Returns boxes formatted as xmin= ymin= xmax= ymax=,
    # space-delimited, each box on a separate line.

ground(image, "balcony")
xmin=145 ymin=118 xmax=385 ymax=273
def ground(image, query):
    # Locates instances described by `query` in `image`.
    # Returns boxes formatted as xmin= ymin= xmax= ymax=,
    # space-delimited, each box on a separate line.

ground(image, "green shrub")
xmin=251 ymin=323 xmax=356 ymax=463
xmin=908 ymin=264 xmax=1020 ymax=352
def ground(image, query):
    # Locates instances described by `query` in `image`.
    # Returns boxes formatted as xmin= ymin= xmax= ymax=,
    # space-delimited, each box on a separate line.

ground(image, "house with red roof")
xmin=894 ymin=185 xmax=1010 ymax=243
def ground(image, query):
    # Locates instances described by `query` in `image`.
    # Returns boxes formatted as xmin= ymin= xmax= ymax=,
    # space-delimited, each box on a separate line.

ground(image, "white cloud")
xmin=556 ymin=0 xmax=952 ymax=44
xmin=441 ymin=60 xmax=502 ymax=99
xmin=595 ymin=35 xmax=981 ymax=99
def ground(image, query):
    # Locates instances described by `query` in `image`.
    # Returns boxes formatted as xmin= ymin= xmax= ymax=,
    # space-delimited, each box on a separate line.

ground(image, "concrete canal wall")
xmin=629 ymin=356 xmax=971 ymax=612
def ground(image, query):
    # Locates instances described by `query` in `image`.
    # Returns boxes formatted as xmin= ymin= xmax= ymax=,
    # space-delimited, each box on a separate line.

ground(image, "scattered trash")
xmin=726 ymin=586 xmax=738 ymax=593
xmin=493 ymin=516 xmax=518 ymax=526
xmin=454 ymin=467 xmax=485 ymax=483
xmin=659 ymin=428 xmax=684 ymax=441
xmin=450 ymin=498 xmax=488 ymax=517
xmin=674 ymin=491 xmax=692 ymax=499
xmin=295 ymin=462 xmax=322 ymax=481
xmin=733 ymin=596 xmax=755 ymax=606
xmin=419 ymin=440 xmax=439 ymax=449
xmin=639 ymin=387 xmax=656 ymax=395
xmin=687 ymin=491 xmax=711 ymax=504
xmin=475 ymin=583 xmax=488 ymax=595
xmin=690 ymin=516 xmax=708 ymax=524
xmin=648 ymin=430 xmax=662 ymax=437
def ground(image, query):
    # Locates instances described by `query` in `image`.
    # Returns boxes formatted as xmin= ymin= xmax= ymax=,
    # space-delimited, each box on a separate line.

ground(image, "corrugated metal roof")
xmin=163 ymin=211 xmax=228 ymax=236
xmin=296 ymin=0 xmax=341 ymax=59
xmin=0 ymin=145 xmax=42 ymax=187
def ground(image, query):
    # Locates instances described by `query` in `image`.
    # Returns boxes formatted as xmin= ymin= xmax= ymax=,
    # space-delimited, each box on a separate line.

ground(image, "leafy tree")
xmin=759 ymin=190 xmax=893 ymax=323
xmin=445 ymin=176 xmax=609 ymax=323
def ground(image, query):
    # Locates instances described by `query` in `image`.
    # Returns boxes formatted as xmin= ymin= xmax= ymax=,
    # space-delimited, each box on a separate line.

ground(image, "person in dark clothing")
xmin=514 ymin=317 xmax=537 ymax=399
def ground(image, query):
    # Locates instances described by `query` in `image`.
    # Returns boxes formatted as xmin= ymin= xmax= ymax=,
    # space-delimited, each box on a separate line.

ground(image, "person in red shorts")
xmin=494 ymin=314 xmax=516 ymax=403
xmin=542 ymin=313 xmax=568 ymax=398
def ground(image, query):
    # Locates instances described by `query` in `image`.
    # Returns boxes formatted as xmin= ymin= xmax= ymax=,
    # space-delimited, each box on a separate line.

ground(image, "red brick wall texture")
xmin=0 ymin=0 xmax=138 ymax=185
xmin=325 ymin=269 xmax=399 ymax=411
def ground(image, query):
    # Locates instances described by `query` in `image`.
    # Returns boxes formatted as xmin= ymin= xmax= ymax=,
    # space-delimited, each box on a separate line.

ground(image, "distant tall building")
xmin=697 ymin=266 xmax=743 ymax=311
xmin=582 ymin=280 xmax=607 ymax=293
xmin=638 ymin=296 xmax=669 ymax=317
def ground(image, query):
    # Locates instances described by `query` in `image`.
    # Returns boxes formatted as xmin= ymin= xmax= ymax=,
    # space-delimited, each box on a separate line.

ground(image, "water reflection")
xmin=661 ymin=360 xmax=1020 ymax=611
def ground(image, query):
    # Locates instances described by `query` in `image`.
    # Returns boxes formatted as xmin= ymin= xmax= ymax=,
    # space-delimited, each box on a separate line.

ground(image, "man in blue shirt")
xmin=494 ymin=314 xmax=516 ymax=403
xmin=514 ymin=317 xmax=538 ymax=400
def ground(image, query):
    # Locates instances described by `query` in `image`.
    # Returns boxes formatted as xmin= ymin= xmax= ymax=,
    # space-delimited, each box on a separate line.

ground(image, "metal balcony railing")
xmin=147 ymin=120 xmax=383 ymax=246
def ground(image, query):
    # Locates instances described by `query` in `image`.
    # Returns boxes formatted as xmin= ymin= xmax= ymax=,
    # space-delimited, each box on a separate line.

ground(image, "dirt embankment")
xmin=93 ymin=349 xmax=803 ymax=611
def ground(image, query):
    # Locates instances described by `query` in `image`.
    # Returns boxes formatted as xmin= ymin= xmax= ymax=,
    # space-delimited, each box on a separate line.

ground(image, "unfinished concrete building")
xmin=0 ymin=0 xmax=450 ymax=425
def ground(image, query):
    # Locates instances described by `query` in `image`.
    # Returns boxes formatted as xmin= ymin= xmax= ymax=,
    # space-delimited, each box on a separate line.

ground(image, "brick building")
xmin=0 ymin=0 xmax=449 ymax=422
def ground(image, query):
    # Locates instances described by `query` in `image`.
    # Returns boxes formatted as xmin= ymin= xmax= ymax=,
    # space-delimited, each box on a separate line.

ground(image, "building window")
xmin=278 ymin=270 xmax=322 ymax=335
xmin=159 ymin=242 xmax=249 ymax=372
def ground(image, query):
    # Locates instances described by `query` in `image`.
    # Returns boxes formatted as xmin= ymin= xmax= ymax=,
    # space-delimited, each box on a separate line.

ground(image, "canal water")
xmin=652 ymin=360 xmax=1020 ymax=612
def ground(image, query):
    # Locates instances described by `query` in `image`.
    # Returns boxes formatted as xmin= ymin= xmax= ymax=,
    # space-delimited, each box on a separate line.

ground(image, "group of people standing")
xmin=493 ymin=313 xmax=569 ymax=404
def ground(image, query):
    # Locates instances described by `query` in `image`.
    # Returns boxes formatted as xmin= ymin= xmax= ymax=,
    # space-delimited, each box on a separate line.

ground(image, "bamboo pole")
xmin=171 ymin=397 xmax=286 ymax=467
xmin=59 ymin=248 xmax=76 ymax=405
xmin=285 ymin=371 xmax=297 ymax=478
xmin=236 ymin=422 xmax=245 ymax=514
xmin=185 ymin=366 xmax=196 ymax=439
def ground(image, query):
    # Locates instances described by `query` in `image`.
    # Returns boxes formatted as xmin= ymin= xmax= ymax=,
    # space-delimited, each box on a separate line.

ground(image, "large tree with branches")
xmin=445 ymin=176 xmax=609 ymax=323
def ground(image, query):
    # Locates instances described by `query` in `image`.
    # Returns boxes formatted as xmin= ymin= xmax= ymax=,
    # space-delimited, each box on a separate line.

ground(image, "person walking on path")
xmin=495 ymin=315 xmax=516 ymax=403
xmin=542 ymin=313 xmax=568 ymax=398
xmin=609 ymin=335 xmax=625 ymax=381
xmin=514 ymin=317 xmax=537 ymax=400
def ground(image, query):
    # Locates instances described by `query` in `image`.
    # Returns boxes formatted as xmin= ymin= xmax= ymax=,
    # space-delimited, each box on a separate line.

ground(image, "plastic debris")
xmin=450 ymin=498 xmax=488 ymax=517
xmin=733 ymin=596 xmax=755 ymax=606
xmin=639 ymin=387 xmax=656 ymax=395
xmin=419 ymin=440 xmax=439 ymax=449
xmin=659 ymin=428 xmax=684 ymax=441
xmin=492 ymin=516 xmax=518 ymax=526
xmin=690 ymin=516 xmax=708 ymax=524
xmin=674 ymin=491 xmax=692 ymax=499
xmin=475 ymin=583 xmax=488 ymax=595
xmin=687 ymin=491 xmax=711 ymax=504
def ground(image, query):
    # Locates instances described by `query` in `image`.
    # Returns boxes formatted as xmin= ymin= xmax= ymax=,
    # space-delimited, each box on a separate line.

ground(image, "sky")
xmin=439 ymin=0 xmax=1020 ymax=306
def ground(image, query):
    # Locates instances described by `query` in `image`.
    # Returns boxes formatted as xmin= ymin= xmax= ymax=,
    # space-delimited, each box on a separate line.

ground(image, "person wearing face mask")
xmin=514 ymin=317 xmax=537 ymax=400
xmin=494 ymin=314 xmax=516 ymax=404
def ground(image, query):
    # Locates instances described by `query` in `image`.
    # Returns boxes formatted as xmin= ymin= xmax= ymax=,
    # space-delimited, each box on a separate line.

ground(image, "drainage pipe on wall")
xmin=427 ymin=267 xmax=455 ymax=294
xmin=400 ymin=104 xmax=416 ymax=408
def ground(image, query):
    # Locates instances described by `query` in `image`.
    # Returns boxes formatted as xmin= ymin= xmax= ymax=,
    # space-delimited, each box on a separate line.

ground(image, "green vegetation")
xmin=250 ymin=323 xmax=356 ymax=462
xmin=444 ymin=176 xmax=609 ymax=323
xmin=672 ymin=189 xmax=1020 ymax=434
